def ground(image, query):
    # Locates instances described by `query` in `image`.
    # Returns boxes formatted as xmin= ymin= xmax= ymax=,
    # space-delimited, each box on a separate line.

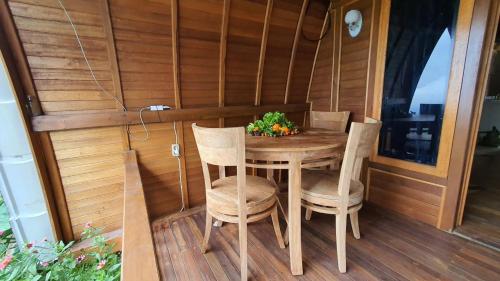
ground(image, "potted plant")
xmin=246 ymin=112 xmax=299 ymax=137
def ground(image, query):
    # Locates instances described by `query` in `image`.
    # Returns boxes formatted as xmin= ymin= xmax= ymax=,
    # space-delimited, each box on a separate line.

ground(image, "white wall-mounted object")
xmin=344 ymin=9 xmax=363 ymax=38
xmin=0 ymin=52 xmax=56 ymax=246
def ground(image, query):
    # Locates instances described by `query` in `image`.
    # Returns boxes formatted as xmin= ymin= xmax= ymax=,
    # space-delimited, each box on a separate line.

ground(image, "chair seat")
xmin=301 ymin=170 xmax=364 ymax=207
xmin=207 ymin=175 xmax=277 ymax=216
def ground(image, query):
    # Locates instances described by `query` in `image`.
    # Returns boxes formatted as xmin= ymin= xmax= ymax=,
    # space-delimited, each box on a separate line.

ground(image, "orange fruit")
xmin=272 ymin=124 xmax=281 ymax=132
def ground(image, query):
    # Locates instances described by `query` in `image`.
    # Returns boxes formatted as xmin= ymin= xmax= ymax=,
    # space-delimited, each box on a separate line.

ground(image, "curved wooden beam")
xmin=255 ymin=0 xmax=273 ymax=106
xmin=284 ymin=0 xmax=309 ymax=104
xmin=171 ymin=0 xmax=181 ymax=109
xmin=219 ymin=0 xmax=230 ymax=127
xmin=306 ymin=3 xmax=331 ymax=105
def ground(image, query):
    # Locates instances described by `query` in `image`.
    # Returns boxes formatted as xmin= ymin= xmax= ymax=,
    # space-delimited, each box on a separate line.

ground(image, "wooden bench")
xmin=121 ymin=150 xmax=160 ymax=281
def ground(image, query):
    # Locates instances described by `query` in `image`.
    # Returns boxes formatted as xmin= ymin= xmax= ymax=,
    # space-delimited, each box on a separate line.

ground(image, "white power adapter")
xmin=149 ymin=105 xmax=171 ymax=111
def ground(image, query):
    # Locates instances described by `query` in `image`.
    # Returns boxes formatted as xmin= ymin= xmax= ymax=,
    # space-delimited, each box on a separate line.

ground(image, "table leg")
xmin=288 ymin=158 xmax=303 ymax=275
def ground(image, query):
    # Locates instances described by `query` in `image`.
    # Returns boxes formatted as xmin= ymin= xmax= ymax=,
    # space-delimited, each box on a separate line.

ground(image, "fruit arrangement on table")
xmin=246 ymin=112 xmax=299 ymax=137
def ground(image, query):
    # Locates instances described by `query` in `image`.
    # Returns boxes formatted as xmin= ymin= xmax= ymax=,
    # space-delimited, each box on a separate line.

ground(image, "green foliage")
xmin=247 ymin=112 xmax=299 ymax=137
xmin=0 ymin=224 xmax=121 ymax=281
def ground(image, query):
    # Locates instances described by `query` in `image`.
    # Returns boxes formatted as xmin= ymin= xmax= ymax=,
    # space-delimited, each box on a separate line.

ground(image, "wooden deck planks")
xmin=152 ymin=204 xmax=500 ymax=281
xmin=455 ymin=178 xmax=500 ymax=249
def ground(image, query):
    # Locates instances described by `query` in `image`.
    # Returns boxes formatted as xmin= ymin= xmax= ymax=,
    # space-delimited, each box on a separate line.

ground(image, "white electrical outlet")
xmin=171 ymin=144 xmax=180 ymax=157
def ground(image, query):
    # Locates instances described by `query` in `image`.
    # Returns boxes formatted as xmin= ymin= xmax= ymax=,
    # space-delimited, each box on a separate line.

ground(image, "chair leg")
xmin=350 ymin=211 xmax=360 ymax=239
xmin=335 ymin=212 xmax=347 ymax=273
xmin=239 ymin=217 xmax=248 ymax=280
xmin=271 ymin=207 xmax=286 ymax=249
xmin=201 ymin=211 xmax=212 ymax=253
xmin=305 ymin=208 xmax=313 ymax=221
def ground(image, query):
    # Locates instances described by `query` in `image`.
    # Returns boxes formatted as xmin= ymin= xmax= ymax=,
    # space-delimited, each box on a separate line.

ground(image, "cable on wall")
xmin=56 ymin=0 xmax=186 ymax=212
xmin=56 ymin=0 xmax=126 ymax=111
xmin=173 ymin=121 xmax=186 ymax=212
xmin=301 ymin=0 xmax=334 ymax=42
xmin=56 ymin=0 xmax=152 ymax=141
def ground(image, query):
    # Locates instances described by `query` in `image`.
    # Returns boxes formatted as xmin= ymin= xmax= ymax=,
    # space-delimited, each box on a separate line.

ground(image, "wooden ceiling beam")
xmin=219 ymin=0 xmax=230 ymax=128
xmin=101 ymin=0 xmax=130 ymax=150
xmin=171 ymin=0 xmax=181 ymax=109
xmin=284 ymin=0 xmax=309 ymax=104
xmin=306 ymin=3 xmax=331 ymax=105
xmin=31 ymin=103 xmax=310 ymax=132
xmin=255 ymin=0 xmax=273 ymax=107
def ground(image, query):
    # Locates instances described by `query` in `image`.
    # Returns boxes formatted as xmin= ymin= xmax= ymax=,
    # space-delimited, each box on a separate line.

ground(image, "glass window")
xmin=378 ymin=0 xmax=460 ymax=165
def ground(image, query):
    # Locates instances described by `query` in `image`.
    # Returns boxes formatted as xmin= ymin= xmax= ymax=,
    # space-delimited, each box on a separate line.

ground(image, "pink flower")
xmin=40 ymin=261 xmax=49 ymax=267
xmin=0 ymin=256 xmax=13 ymax=270
xmin=76 ymin=254 xmax=86 ymax=264
xmin=26 ymin=241 xmax=34 ymax=249
xmin=96 ymin=259 xmax=106 ymax=270
xmin=0 ymin=230 xmax=4 ymax=236
xmin=84 ymin=222 xmax=92 ymax=229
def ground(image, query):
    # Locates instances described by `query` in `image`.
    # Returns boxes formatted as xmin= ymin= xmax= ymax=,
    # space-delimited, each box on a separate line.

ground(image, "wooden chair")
xmin=304 ymin=111 xmax=351 ymax=174
xmin=301 ymin=117 xmax=381 ymax=273
xmin=310 ymin=111 xmax=351 ymax=132
xmin=192 ymin=124 xmax=285 ymax=280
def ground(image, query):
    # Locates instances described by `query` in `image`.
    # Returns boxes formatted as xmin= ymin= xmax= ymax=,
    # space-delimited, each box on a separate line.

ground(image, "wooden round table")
xmin=245 ymin=130 xmax=348 ymax=275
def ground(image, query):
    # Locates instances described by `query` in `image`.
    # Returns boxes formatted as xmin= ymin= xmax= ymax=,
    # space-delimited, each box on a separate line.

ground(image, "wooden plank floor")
xmin=152 ymin=204 xmax=500 ymax=281
xmin=455 ymin=178 xmax=500 ymax=249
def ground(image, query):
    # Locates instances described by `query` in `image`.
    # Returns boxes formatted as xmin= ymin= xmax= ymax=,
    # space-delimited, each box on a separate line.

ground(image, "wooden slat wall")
xmin=308 ymin=0 xmax=373 ymax=121
xmin=223 ymin=0 xmax=266 ymax=127
xmin=337 ymin=0 xmax=372 ymax=121
xmin=4 ymin=0 xmax=328 ymax=238
xmin=368 ymin=169 xmax=444 ymax=226
xmin=10 ymin=0 xmax=117 ymax=115
xmin=7 ymin=0 xmax=125 ymax=238
xmin=50 ymin=127 xmax=124 ymax=238
xmin=182 ymin=119 xmax=220 ymax=207
xmin=110 ymin=0 xmax=175 ymax=110
xmin=261 ymin=0 xmax=301 ymax=105
xmin=286 ymin=0 xmax=324 ymax=106
xmin=178 ymin=0 xmax=222 ymax=109
xmin=286 ymin=0 xmax=325 ymax=125
xmin=225 ymin=0 xmax=266 ymax=107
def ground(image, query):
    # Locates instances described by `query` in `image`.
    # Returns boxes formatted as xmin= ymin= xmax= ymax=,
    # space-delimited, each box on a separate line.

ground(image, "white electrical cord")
xmin=127 ymin=107 xmax=150 ymax=141
xmin=173 ymin=121 xmax=186 ymax=212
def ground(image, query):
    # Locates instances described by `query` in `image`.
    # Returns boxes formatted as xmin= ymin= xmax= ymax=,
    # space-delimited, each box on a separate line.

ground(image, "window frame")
xmin=370 ymin=0 xmax=475 ymax=178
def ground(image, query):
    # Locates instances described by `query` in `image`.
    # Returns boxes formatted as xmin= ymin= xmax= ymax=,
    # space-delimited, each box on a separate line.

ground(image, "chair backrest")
xmin=310 ymin=111 xmax=350 ymax=132
xmin=191 ymin=124 xmax=247 ymax=212
xmin=337 ymin=117 xmax=381 ymax=204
